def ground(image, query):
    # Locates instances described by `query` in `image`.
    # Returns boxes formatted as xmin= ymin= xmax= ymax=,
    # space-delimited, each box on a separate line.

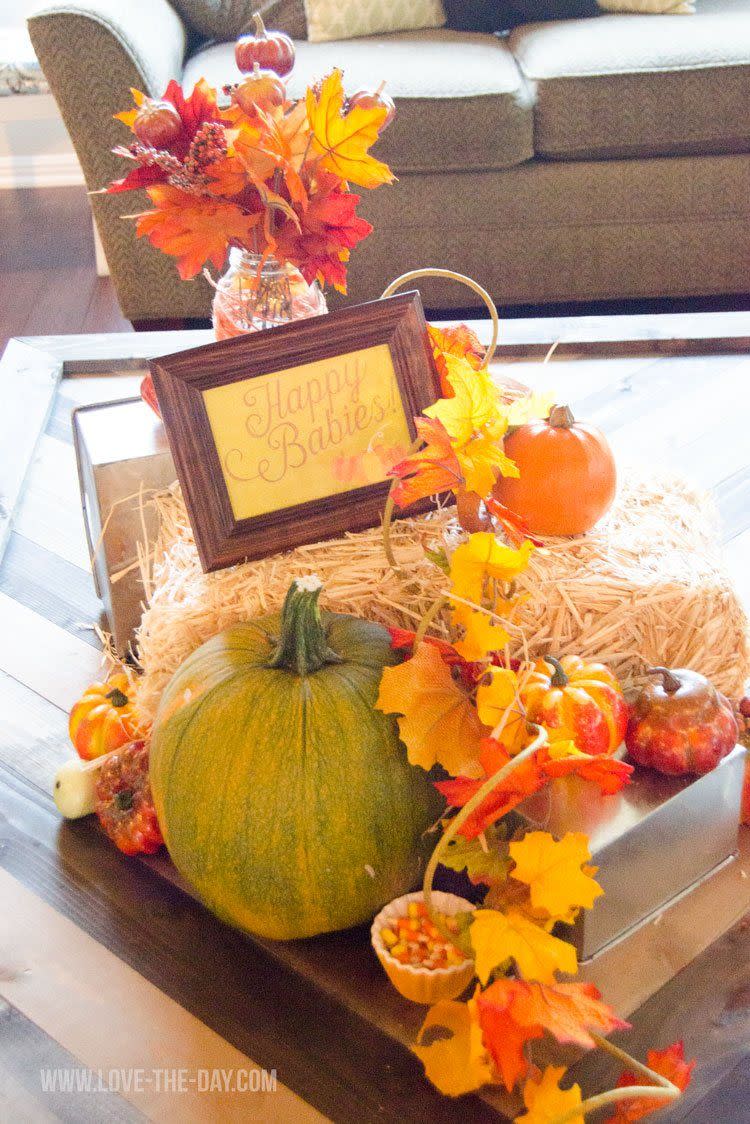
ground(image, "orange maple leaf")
xmin=388 ymin=416 xmax=463 ymax=509
xmin=485 ymin=496 xmax=543 ymax=548
xmin=541 ymin=747 xmax=634 ymax=793
xmin=306 ymin=69 xmax=394 ymax=189
xmin=113 ymin=86 xmax=145 ymax=131
xmin=436 ymin=738 xmax=632 ymax=839
xmin=476 ymin=978 xmax=629 ymax=1092
xmin=203 ymin=153 xmax=249 ymax=198
xmin=606 ymin=1042 xmax=695 ymax=1123
xmin=232 ymin=101 xmax=311 ymax=205
xmin=428 ymin=322 xmax=484 ymax=396
xmin=376 ymin=642 xmax=488 ymax=777
xmin=476 ymin=987 xmax=543 ymax=1091
xmin=436 ymin=738 xmax=544 ymax=839
xmin=135 ymin=185 xmax=261 ymax=279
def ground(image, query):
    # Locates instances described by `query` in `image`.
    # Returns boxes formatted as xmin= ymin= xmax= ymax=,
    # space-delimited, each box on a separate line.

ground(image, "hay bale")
xmin=135 ymin=473 xmax=749 ymax=723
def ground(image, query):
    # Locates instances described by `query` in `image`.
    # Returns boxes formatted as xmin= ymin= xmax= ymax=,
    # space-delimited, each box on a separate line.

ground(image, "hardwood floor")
xmin=0 ymin=186 xmax=130 ymax=351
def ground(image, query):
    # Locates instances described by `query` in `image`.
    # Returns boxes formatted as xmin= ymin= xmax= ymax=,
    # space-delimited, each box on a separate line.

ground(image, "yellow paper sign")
xmin=202 ymin=344 xmax=412 ymax=521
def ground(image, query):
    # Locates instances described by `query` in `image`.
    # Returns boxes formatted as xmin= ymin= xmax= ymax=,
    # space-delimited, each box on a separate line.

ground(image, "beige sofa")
xmin=29 ymin=0 xmax=750 ymax=323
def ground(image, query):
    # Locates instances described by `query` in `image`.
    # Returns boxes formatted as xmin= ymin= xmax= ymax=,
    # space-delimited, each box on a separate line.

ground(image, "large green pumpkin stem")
xmin=268 ymin=576 xmax=342 ymax=677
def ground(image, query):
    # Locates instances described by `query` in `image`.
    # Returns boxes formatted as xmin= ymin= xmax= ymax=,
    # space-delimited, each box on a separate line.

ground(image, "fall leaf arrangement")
xmin=106 ymin=17 xmax=393 ymax=292
xmin=373 ymin=319 xmax=695 ymax=1121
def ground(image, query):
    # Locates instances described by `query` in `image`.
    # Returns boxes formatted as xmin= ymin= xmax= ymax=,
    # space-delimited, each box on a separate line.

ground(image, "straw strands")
xmin=134 ymin=472 xmax=749 ymax=723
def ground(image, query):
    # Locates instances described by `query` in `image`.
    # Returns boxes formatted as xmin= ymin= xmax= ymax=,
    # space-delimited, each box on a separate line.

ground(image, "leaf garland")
xmin=382 ymin=329 xmax=690 ymax=1120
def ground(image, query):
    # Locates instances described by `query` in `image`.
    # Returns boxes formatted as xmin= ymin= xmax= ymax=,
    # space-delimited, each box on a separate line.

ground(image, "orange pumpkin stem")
xmin=546 ymin=656 xmax=569 ymax=688
xmin=646 ymin=666 xmax=682 ymax=695
xmin=548 ymin=404 xmax=576 ymax=429
xmin=252 ymin=11 xmax=267 ymax=37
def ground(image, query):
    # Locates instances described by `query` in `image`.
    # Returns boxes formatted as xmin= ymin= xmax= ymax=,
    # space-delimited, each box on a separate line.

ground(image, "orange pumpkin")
xmin=69 ymin=673 xmax=139 ymax=761
xmin=494 ymin=404 xmax=616 ymax=536
xmin=523 ymin=656 xmax=628 ymax=757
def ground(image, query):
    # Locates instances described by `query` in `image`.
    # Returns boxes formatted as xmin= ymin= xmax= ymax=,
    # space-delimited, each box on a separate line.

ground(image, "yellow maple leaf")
xmin=450 ymin=533 xmax=534 ymax=606
xmin=456 ymin=430 xmax=519 ymax=499
xmin=509 ymin=832 xmax=603 ymax=918
xmin=475 ymin=667 xmax=528 ymax=751
xmin=306 ymin=68 xmax=394 ymax=190
xmin=453 ymin=609 xmax=509 ymax=662
xmin=376 ymin=643 xmax=487 ymax=777
xmin=471 ymin=908 xmax=577 ymax=984
xmin=114 ymin=87 xmax=145 ymax=130
xmin=504 ymin=390 xmax=556 ymax=428
xmin=425 ymin=356 xmax=500 ymax=448
xmin=515 ymin=1066 xmax=584 ymax=1124
xmin=413 ymin=1000 xmax=494 ymax=1097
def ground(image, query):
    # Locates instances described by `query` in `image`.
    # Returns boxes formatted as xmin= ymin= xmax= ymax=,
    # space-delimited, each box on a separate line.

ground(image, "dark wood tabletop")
xmin=1 ymin=313 xmax=749 ymax=1124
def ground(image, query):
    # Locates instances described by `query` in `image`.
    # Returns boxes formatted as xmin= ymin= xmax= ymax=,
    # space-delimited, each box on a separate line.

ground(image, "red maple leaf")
xmin=273 ymin=174 xmax=372 ymax=293
xmin=166 ymin=78 xmax=221 ymax=144
xmin=606 ymin=1042 xmax=695 ymax=1123
xmin=107 ymin=155 xmax=174 ymax=194
xmin=108 ymin=79 xmax=222 ymax=194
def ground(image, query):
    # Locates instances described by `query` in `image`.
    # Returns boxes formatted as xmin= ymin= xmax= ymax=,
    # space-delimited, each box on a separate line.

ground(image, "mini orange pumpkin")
xmin=232 ymin=63 xmax=286 ymax=115
xmin=493 ymin=404 xmax=616 ymax=536
xmin=69 ymin=673 xmax=140 ymax=761
xmin=523 ymin=655 xmax=628 ymax=757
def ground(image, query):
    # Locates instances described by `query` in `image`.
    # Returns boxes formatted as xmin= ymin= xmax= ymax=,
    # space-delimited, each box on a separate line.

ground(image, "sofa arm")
xmin=29 ymin=0 xmax=187 ymax=184
xmin=27 ymin=0 xmax=211 ymax=322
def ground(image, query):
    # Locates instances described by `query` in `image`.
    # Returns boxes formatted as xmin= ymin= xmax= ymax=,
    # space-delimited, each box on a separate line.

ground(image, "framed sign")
xmin=150 ymin=292 xmax=441 ymax=572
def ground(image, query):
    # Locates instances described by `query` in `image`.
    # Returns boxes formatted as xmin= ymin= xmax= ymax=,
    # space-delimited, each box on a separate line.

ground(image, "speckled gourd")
xmin=149 ymin=577 xmax=442 ymax=939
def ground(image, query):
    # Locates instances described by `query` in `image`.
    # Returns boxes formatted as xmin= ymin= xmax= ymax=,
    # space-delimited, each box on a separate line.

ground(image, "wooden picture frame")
xmin=149 ymin=292 xmax=441 ymax=572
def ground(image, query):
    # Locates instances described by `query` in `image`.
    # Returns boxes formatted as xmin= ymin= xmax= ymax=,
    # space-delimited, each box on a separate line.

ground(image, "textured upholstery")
xmin=183 ymin=31 xmax=536 ymax=174
xmin=345 ymin=153 xmax=750 ymax=308
xmin=510 ymin=0 xmax=750 ymax=158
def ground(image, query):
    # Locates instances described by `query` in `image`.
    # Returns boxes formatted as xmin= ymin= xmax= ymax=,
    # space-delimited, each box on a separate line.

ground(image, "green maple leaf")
xmin=440 ymin=825 xmax=511 ymax=886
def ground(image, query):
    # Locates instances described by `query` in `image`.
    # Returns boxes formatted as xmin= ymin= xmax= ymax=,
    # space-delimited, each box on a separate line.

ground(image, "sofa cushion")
xmin=304 ymin=0 xmax=446 ymax=44
xmin=183 ymin=29 xmax=535 ymax=172
xmin=444 ymin=1 xmax=599 ymax=31
xmin=509 ymin=0 xmax=750 ymax=159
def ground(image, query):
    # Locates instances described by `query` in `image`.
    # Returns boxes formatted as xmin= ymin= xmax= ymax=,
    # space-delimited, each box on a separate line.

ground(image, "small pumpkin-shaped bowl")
xmin=371 ymin=890 xmax=475 ymax=1004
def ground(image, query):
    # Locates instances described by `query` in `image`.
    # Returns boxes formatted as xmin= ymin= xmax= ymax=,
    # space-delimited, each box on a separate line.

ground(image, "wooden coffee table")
xmin=1 ymin=313 xmax=749 ymax=1123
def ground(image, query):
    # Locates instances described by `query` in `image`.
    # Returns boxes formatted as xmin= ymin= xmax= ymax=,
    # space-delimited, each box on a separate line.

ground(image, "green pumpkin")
xmin=149 ymin=577 xmax=441 ymax=939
